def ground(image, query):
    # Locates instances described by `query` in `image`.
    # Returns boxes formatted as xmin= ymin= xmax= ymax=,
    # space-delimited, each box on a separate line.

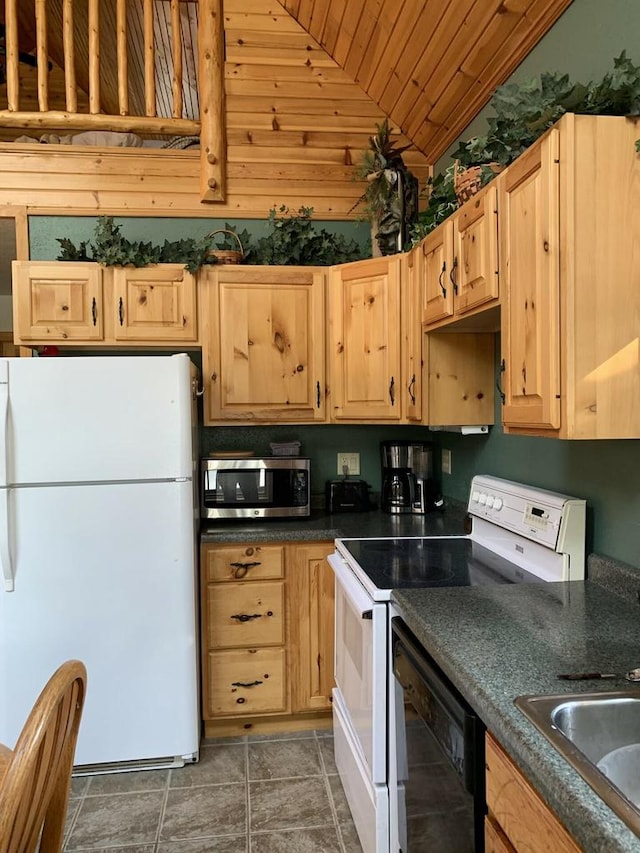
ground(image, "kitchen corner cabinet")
xmin=202 ymin=266 xmax=326 ymax=425
xmin=422 ymin=184 xmax=499 ymax=330
xmin=329 ymin=256 xmax=406 ymax=421
xmin=12 ymin=261 xmax=198 ymax=345
xmin=200 ymin=540 xmax=334 ymax=737
xmin=500 ymin=113 xmax=640 ymax=438
xmin=485 ymin=733 xmax=580 ymax=853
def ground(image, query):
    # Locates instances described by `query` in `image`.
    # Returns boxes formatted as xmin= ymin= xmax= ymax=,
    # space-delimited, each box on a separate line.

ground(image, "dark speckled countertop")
xmin=200 ymin=502 xmax=468 ymax=543
xmin=392 ymin=555 xmax=640 ymax=853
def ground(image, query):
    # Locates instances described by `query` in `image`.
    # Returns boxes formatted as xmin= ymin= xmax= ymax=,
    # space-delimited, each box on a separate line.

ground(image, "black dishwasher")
xmin=390 ymin=617 xmax=486 ymax=853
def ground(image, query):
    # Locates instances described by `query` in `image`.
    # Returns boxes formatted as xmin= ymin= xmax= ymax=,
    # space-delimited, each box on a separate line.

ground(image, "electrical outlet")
xmin=337 ymin=452 xmax=360 ymax=476
xmin=441 ymin=449 xmax=452 ymax=475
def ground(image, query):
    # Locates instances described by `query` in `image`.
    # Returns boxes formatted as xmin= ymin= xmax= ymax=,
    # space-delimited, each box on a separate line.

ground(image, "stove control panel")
xmin=468 ymin=475 xmax=586 ymax=554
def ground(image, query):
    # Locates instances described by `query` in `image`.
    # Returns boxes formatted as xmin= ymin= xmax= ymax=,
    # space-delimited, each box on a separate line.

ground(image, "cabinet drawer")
xmin=202 ymin=544 xmax=284 ymax=582
xmin=206 ymin=648 xmax=287 ymax=717
xmin=206 ymin=581 xmax=285 ymax=649
xmin=485 ymin=734 xmax=580 ymax=853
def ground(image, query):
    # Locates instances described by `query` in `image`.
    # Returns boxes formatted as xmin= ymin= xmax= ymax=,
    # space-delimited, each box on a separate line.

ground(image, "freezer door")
xmin=0 ymin=354 xmax=195 ymax=485
xmin=0 ymin=480 xmax=199 ymax=766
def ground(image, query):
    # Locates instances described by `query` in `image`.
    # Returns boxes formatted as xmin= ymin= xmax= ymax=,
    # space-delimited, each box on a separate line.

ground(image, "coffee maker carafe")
xmin=380 ymin=440 xmax=441 ymax=514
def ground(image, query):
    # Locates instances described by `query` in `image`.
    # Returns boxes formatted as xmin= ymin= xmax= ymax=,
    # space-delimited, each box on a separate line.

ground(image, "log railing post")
xmin=35 ymin=0 xmax=49 ymax=111
xmin=4 ymin=0 xmax=19 ymax=111
xmin=88 ymin=0 xmax=101 ymax=113
xmin=116 ymin=0 xmax=129 ymax=115
xmin=143 ymin=0 xmax=156 ymax=117
xmin=171 ymin=0 xmax=183 ymax=119
xmin=63 ymin=0 xmax=77 ymax=113
xmin=198 ymin=0 xmax=225 ymax=202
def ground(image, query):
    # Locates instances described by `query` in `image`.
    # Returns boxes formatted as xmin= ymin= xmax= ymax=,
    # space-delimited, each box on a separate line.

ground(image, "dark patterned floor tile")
xmin=250 ymin=777 xmax=333 ymax=832
xmin=251 ymin=827 xmax=342 ymax=852
xmin=249 ymin=738 xmax=322 ymax=781
xmin=169 ymin=743 xmax=246 ymax=788
xmin=65 ymin=791 xmax=164 ymax=850
xmin=160 ymin=783 xmax=246 ymax=840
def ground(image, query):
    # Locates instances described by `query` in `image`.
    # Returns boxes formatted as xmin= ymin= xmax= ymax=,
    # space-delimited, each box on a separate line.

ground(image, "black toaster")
xmin=326 ymin=479 xmax=372 ymax=513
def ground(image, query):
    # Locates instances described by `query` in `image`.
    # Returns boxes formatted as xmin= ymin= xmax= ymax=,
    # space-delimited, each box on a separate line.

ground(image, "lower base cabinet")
xmin=200 ymin=540 xmax=335 ymax=737
xmin=485 ymin=733 xmax=581 ymax=853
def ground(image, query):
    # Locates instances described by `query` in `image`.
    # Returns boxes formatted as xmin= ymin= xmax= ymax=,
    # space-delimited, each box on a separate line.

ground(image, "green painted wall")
xmin=27 ymin=215 xmax=371 ymax=261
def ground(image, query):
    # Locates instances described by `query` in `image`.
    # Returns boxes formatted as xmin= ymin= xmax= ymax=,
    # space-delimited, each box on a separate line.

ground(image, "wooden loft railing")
xmin=0 ymin=0 xmax=225 ymax=202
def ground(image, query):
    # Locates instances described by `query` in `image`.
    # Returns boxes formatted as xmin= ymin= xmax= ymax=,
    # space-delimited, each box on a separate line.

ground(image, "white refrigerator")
xmin=0 ymin=353 xmax=200 ymax=771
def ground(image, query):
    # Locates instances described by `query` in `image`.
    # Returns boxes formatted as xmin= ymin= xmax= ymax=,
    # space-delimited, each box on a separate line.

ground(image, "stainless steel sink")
xmin=515 ymin=690 xmax=640 ymax=836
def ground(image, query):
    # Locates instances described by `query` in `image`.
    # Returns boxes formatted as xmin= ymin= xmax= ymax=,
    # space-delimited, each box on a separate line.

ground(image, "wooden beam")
xmin=5 ymin=0 xmax=20 ymax=111
xmin=35 ymin=0 xmax=49 ymax=111
xmin=0 ymin=111 xmax=200 ymax=136
xmin=143 ymin=0 xmax=156 ymax=116
xmin=171 ymin=0 xmax=184 ymax=118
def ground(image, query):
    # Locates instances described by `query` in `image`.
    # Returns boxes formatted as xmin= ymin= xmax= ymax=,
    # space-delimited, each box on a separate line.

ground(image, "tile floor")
xmin=64 ymin=731 xmax=363 ymax=853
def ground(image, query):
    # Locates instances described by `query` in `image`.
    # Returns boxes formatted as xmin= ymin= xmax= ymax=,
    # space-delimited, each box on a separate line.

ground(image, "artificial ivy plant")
xmin=57 ymin=208 xmax=364 ymax=270
xmin=57 ymin=217 xmax=216 ymax=273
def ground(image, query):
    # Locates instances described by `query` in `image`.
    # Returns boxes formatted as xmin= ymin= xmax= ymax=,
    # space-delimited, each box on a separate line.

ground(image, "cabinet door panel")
xmin=289 ymin=543 xmax=335 ymax=713
xmin=454 ymin=185 xmax=499 ymax=314
xmin=112 ymin=265 xmax=197 ymax=341
xmin=500 ymin=131 xmax=561 ymax=429
xmin=401 ymin=249 xmax=423 ymax=422
xmin=205 ymin=268 xmax=325 ymax=422
xmin=330 ymin=257 xmax=401 ymax=421
xmin=13 ymin=261 xmax=103 ymax=342
xmin=422 ymin=221 xmax=454 ymax=324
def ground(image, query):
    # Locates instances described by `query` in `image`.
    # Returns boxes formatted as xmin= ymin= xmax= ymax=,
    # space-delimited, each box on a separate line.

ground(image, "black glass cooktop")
xmin=341 ymin=537 xmax=544 ymax=591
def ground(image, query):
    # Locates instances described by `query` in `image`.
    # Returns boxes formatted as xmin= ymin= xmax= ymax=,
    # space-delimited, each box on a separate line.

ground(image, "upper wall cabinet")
xmin=202 ymin=266 xmax=327 ymax=425
xmin=500 ymin=114 xmax=640 ymax=439
xmin=328 ymin=256 xmax=405 ymax=422
xmin=422 ymin=185 xmax=499 ymax=329
xmin=13 ymin=261 xmax=103 ymax=342
xmin=12 ymin=261 xmax=198 ymax=345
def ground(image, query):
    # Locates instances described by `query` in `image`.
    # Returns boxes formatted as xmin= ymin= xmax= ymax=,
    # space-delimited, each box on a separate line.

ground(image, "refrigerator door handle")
xmin=0 ymin=359 xmax=8 ymax=488
xmin=0 ymin=362 xmax=14 ymax=590
xmin=0 ymin=489 xmax=14 ymax=591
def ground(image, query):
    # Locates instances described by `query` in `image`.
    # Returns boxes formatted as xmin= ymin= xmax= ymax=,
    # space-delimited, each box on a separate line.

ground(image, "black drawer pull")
xmin=231 ymin=613 xmax=262 ymax=622
xmin=230 ymin=560 xmax=261 ymax=578
xmin=231 ymin=680 xmax=263 ymax=688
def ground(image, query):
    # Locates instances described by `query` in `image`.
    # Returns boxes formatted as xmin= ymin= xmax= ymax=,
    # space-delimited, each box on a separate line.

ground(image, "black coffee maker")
xmin=380 ymin=440 xmax=441 ymax=514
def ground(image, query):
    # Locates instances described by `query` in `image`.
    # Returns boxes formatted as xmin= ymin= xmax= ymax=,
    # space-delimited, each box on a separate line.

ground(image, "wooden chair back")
xmin=0 ymin=660 xmax=87 ymax=853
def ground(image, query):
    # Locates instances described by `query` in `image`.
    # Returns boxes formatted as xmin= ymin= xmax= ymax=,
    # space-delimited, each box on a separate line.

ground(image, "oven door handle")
xmin=328 ymin=552 xmax=373 ymax=619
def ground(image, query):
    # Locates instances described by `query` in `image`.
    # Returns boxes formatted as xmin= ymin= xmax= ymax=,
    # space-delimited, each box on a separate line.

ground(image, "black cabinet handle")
xmin=497 ymin=358 xmax=506 ymax=404
xmin=118 ymin=296 xmax=124 ymax=325
xmin=316 ymin=380 xmax=321 ymax=409
xmin=231 ymin=680 xmax=263 ymax=688
xmin=91 ymin=297 xmax=98 ymax=326
xmin=389 ymin=376 xmax=395 ymax=406
xmin=450 ymin=256 xmax=458 ymax=295
xmin=438 ymin=261 xmax=447 ymax=298
xmin=407 ymin=374 xmax=416 ymax=406
xmin=230 ymin=613 xmax=262 ymax=622
xmin=230 ymin=560 xmax=261 ymax=579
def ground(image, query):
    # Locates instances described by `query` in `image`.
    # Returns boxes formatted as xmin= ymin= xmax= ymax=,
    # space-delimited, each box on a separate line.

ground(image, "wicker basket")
xmin=453 ymin=160 xmax=503 ymax=205
xmin=206 ymin=229 xmax=244 ymax=264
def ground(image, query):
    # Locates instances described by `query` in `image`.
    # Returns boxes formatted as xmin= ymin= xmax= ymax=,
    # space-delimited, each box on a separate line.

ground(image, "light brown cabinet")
xmin=200 ymin=540 xmax=334 ymax=737
xmin=12 ymin=261 xmax=198 ymax=345
xmin=328 ymin=256 xmax=411 ymax=422
xmin=500 ymin=113 xmax=640 ymax=438
xmin=485 ymin=733 xmax=580 ymax=853
xmin=422 ymin=185 xmax=499 ymax=329
xmin=202 ymin=265 xmax=326 ymax=425
xmin=288 ymin=542 xmax=335 ymax=713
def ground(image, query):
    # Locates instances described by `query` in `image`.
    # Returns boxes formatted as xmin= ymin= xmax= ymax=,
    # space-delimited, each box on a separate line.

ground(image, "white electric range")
xmin=327 ymin=474 xmax=587 ymax=853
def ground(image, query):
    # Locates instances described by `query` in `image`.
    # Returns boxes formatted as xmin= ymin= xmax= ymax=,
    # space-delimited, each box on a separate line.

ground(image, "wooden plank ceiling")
xmin=275 ymin=0 xmax=575 ymax=161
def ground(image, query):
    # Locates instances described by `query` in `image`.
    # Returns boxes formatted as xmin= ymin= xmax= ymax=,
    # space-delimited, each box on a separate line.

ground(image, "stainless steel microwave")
xmin=201 ymin=457 xmax=311 ymax=520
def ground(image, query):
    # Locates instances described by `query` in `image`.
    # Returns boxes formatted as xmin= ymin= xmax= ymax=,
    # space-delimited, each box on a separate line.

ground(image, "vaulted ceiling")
xmin=0 ymin=0 xmax=573 ymax=162
xmin=274 ymin=0 xmax=574 ymax=160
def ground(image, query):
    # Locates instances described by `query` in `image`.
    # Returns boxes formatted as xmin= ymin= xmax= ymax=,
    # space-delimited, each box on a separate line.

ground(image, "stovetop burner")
xmin=339 ymin=537 xmax=544 ymax=591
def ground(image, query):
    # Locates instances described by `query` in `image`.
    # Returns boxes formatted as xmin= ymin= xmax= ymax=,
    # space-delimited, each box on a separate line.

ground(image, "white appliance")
xmin=328 ymin=475 xmax=587 ymax=853
xmin=0 ymin=354 xmax=200 ymax=773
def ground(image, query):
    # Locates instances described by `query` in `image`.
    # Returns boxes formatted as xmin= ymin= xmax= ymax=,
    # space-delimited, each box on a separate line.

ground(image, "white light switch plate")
xmin=441 ymin=449 xmax=452 ymax=475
